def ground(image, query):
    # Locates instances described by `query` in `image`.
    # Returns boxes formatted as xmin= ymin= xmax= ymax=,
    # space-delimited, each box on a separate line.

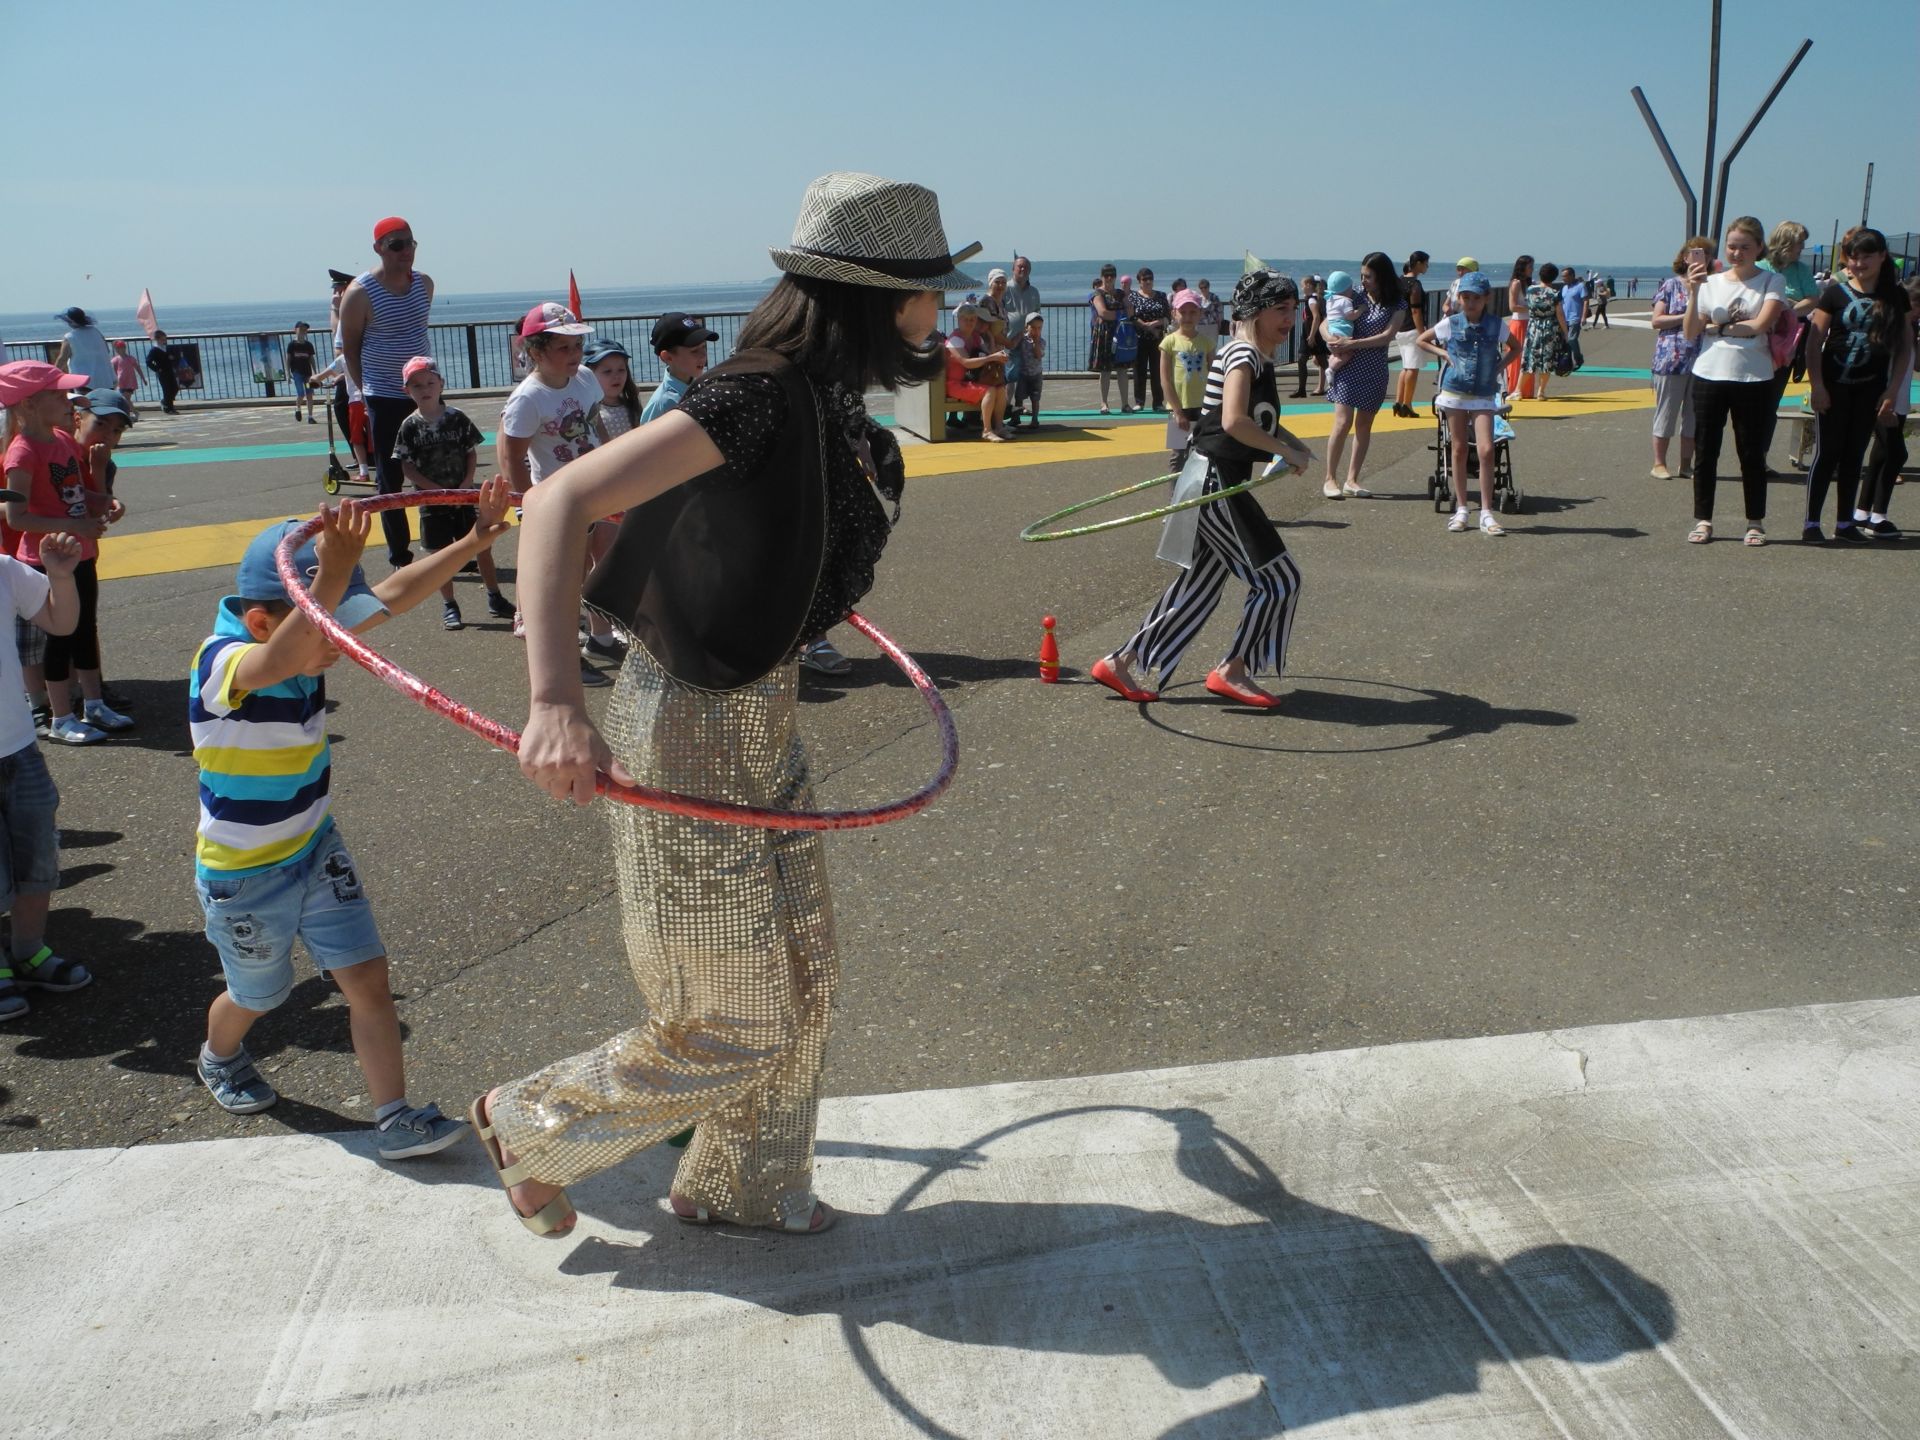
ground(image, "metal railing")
xmin=5 ymin=292 xmax=1466 ymax=404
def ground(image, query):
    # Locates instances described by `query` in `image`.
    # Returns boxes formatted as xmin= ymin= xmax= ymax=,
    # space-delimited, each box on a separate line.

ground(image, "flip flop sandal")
xmin=469 ymin=1094 xmax=576 ymax=1237
xmin=670 ymin=1194 xmax=837 ymax=1235
xmin=12 ymin=946 xmax=89 ymax=992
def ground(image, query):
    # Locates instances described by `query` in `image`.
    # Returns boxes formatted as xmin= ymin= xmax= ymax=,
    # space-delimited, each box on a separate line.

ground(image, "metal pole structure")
xmin=1862 ymin=163 xmax=1874 ymax=226
xmin=1631 ymin=87 xmax=1698 ymax=239
xmin=1699 ymin=0 xmax=1722 ymax=241
xmin=1709 ymin=38 xmax=1814 ymax=242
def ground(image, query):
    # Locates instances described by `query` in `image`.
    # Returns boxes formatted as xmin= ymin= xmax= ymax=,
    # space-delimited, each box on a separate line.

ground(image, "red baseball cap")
xmin=0 ymin=361 xmax=91 ymax=407
xmin=401 ymin=355 xmax=441 ymax=383
xmin=373 ymin=216 xmax=412 ymax=242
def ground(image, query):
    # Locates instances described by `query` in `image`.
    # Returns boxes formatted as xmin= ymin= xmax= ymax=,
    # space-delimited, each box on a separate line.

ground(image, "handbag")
xmin=1769 ymin=308 xmax=1803 ymax=371
xmin=1112 ymin=316 xmax=1139 ymax=365
xmin=1552 ymin=337 xmax=1574 ymax=377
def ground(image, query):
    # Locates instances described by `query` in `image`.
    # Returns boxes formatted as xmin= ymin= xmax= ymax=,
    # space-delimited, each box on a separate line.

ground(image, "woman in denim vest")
xmin=1418 ymin=271 xmax=1520 ymax=535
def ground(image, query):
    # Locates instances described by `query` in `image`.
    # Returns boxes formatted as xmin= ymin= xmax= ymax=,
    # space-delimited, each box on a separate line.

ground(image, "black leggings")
xmin=1805 ymin=379 xmax=1884 ymax=526
xmin=1862 ymin=421 xmax=1909 ymax=517
xmin=1691 ymin=377 xmax=1772 ymax=522
xmin=41 ymin=558 xmax=99 ymax=683
xmin=1132 ymin=333 xmax=1165 ymax=409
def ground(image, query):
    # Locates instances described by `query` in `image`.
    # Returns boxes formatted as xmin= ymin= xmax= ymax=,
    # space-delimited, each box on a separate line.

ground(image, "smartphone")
xmin=1687 ymin=247 xmax=1710 ymax=269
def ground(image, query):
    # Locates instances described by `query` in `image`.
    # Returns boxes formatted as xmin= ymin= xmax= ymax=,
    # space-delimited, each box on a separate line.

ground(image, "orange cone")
xmin=1038 ymin=615 xmax=1060 ymax=683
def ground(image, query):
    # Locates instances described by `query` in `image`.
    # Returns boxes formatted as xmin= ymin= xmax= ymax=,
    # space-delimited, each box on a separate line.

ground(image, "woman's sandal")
xmin=470 ymin=1093 xmax=576 ymax=1237
xmin=669 ymin=1193 xmax=837 ymax=1234
xmin=1744 ymin=525 xmax=1767 ymax=547
xmin=1687 ymin=521 xmax=1713 ymax=544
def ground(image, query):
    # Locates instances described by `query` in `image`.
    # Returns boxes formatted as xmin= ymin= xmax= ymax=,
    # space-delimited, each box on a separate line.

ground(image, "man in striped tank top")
xmin=339 ymin=216 xmax=434 ymax=568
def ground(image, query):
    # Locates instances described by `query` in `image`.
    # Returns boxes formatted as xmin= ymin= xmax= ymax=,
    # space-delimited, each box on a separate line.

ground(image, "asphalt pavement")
xmin=2 ymin=321 xmax=1915 ymax=1150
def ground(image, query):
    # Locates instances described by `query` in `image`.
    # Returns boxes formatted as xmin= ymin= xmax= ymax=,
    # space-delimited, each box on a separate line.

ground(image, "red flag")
xmin=135 ymin=288 xmax=160 ymax=341
xmin=567 ymin=270 xmax=584 ymax=322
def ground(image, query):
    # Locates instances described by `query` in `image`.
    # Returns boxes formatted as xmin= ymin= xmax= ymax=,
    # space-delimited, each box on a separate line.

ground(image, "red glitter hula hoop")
xmin=275 ymin=491 xmax=958 ymax=830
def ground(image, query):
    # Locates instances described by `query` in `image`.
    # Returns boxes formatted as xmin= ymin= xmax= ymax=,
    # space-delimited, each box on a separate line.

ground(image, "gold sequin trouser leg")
xmin=490 ymin=649 xmax=836 ymax=1228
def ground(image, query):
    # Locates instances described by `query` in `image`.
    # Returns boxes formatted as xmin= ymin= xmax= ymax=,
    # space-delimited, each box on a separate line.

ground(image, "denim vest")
xmin=1443 ymin=312 xmax=1504 ymax=396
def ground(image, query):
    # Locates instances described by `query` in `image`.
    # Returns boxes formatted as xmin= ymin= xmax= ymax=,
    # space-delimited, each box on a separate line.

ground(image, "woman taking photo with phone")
xmin=1682 ymin=216 xmax=1785 ymax=547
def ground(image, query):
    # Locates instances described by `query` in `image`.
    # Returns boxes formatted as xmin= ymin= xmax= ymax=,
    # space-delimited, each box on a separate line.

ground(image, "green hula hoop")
xmin=1018 ymin=465 xmax=1285 ymax=543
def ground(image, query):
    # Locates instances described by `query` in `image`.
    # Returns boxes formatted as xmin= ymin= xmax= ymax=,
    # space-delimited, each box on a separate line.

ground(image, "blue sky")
xmin=1 ymin=0 xmax=1913 ymax=309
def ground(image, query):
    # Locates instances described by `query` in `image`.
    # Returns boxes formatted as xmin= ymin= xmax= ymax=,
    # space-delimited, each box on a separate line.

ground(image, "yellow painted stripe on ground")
xmin=102 ymin=384 xmax=1693 ymax=582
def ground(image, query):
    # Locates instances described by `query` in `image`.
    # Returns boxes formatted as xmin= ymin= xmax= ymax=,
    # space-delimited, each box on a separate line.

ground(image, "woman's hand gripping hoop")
xmin=276 ymin=490 xmax=958 ymax=831
xmin=1018 ymin=466 xmax=1286 ymax=543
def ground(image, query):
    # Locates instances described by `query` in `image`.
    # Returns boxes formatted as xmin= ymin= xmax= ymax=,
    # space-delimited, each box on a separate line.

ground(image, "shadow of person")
xmin=799 ymin=652 xmax=1060 ymax=699
xmin=1145 ymin=676 xmax=1576 ymax=754
xmin=555 ymin=1106 xmax=1673 ymax=1439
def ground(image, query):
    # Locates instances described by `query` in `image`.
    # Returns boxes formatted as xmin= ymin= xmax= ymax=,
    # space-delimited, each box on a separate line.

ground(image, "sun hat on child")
xmin=769 ymin=172 xmax=982 ymax=292
xmin=1324 ymin=271 xmax=1354 ymax=296
xmin=1172 ymin=288 xmax=1204 ymax=311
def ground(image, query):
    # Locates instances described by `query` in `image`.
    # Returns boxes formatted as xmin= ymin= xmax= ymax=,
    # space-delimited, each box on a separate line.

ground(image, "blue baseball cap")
xmin=582 ymin=338 xmax=632 ymax=366
xmin=233 ymin=518 xmax=386 ymax=627
xmin=84 ymin=389 xmax=136 ymax=425
xmin=1457 ymin=271 xmax=1492 ymax=296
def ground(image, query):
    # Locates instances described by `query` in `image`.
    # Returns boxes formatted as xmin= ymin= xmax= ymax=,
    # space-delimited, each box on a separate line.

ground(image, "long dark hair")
xmin=1511 ymin=254 xmax=1534 ymax=285
xmin=736 ymin=274 xmax=942 ymax=393
xmin=1839 ymin=226 xmax=1903 ymax=353
xmin=1360 ymin=251 xmax=1401 ymax=310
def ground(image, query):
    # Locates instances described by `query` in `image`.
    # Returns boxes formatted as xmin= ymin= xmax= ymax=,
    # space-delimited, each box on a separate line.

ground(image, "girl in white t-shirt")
xmin=496 ymin=302 xmax=610 ymax=683
xmin=1682 ymin=217 xmax=1785 ymax=547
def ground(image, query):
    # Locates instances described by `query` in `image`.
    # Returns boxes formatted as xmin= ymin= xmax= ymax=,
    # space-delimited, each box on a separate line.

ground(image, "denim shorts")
xmin=196 ymin=826 xmax=386 ymax=1011
xmin=0 ymin=742 xmax=60 ymax=910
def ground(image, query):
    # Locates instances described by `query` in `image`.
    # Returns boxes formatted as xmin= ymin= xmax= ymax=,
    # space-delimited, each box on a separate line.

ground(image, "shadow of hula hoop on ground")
xmin=1136 ymin=674 xmax=1576 ymax=755
xmin=561 ymin=1104 xmax=1674 ymax=1440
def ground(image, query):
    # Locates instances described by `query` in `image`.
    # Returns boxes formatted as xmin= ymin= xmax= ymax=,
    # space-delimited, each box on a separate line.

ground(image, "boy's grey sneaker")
xmin=580 ymin=659 xmax=611 ymax=688
xmin=442 ymin=599 xmax=464 ymax=631
xmin=484 ymin=590 xmax=515 ymax=620
xmin=376 ymin=1102 xmax=468 ymax=1160
xmin=199 ymin=1046 xmax=279 ymax=1114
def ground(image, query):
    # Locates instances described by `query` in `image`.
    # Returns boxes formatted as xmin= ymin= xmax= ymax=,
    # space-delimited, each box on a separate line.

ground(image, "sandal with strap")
xmin=12 ymin=946 xmax=90 ymax=992
xmin=669 ymin=1193 xmax=837 ymax=1235
xmin=0 ymin=966 xmax=27 ymax=1021
xmin=469 ymin=1092 xmax=576 ymax=1237
xmin=1744 ymin=525 xmax=1767 ymax=547
xmin=1688 ymin=521 xmax=1712 ymax=544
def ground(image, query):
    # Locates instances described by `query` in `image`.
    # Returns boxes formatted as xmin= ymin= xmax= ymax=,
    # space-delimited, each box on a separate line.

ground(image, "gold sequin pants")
xmin=491 ymin=647 xmax=836 ymax=1227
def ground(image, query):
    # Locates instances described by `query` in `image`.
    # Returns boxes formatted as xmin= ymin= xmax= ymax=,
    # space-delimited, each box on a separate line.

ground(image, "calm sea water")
xmin=1 ymin=257 xmax=1673 ymax=343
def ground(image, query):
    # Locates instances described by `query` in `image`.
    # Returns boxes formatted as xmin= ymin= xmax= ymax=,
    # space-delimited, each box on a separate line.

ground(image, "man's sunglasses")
xmin=384 ymin=235 xmax=417 ymax=252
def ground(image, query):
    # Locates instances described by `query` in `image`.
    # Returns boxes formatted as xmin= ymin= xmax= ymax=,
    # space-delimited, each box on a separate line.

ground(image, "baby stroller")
xmin=1428 ymin=394 xmax=1524 ymax=514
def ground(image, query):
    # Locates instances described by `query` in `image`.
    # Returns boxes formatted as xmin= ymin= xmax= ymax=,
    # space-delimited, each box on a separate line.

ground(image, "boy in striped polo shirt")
xmin=191 ymin=483 xmax=509 ymax=1158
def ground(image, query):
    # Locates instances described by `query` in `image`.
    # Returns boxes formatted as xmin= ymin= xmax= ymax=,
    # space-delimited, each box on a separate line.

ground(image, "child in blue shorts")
xmin=0 ymin=487 xmax=88 ymax=1021
xmin=191 ymin=483 xmax=510 ymax=1158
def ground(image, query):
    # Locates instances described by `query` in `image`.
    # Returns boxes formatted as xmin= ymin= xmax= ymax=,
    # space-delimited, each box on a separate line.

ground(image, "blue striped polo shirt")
xmin=356 ymin=269 xmax=431 ymax=398
xmin=190 ymin=598 xmax=332 ymax=880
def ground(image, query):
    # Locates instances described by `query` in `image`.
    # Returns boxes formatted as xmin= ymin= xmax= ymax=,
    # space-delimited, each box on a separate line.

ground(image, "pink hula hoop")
xmin=275 ymin=491 xmax=958 ymax=830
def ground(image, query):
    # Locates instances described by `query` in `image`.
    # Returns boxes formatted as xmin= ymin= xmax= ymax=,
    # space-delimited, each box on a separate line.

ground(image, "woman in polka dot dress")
xmin=1322 ymin=252 xmax=1408 ymax=499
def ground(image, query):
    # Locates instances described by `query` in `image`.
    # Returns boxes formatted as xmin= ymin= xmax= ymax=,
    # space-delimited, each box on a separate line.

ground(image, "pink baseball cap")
xmin=401 ymin=355 xmax=442 ymax=383
xmin=0 ymin=361 xmax=90 ymax=407
xmin=1171 ymin=288 xmax=1204 ymax=312
xmin=520 ymin=302 xmax=592 ymax=339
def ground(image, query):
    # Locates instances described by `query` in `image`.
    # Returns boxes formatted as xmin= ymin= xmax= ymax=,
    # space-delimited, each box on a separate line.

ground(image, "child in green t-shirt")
xmin=1160 ymin=290 xmax=1212 ymax=469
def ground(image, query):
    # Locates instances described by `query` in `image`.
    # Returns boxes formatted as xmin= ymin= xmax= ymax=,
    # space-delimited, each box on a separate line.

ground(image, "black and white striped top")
xmin=1202 ymin=338 xmax=1268 ymax=413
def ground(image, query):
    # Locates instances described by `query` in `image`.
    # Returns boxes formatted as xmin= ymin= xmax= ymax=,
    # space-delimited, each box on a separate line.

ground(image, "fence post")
xmin=466 ymin=326 xmax=482 ymax=389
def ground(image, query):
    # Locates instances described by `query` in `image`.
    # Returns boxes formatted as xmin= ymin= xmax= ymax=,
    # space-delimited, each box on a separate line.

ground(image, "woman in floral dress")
xmin=1521 ymin=261 xmax=1570 ymax=400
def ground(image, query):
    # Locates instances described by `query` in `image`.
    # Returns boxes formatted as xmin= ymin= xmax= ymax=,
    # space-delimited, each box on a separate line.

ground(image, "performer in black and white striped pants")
xmin=1093 ymin=270 xmax=1314 ymax=711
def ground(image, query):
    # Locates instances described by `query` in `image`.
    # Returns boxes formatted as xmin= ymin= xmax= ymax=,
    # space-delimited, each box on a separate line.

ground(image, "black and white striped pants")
xmin=1121 ymin=501 xmax=1303 ymax=683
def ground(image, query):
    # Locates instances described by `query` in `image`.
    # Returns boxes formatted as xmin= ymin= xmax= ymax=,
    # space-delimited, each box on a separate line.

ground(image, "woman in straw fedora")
xmin=469 ymin=173 xmax=978 ymax=1240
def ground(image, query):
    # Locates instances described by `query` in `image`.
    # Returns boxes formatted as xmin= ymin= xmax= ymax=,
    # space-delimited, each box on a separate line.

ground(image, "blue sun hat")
xmin=1325 ymin=271 xmax=1354 ymax=296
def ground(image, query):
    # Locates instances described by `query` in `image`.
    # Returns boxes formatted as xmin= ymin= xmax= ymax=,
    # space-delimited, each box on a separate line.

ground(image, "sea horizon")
xmin=0 ymin=255 xmax=1676 ymax=345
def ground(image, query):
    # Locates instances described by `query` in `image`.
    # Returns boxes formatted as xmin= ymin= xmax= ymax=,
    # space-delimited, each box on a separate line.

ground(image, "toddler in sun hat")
xmin=1322 ymin=272 xmax=1357 ymax=373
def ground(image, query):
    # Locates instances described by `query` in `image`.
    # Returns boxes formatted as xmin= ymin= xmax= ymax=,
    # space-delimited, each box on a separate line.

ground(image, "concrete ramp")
xmin=4 ymin=998 xmax=1915 ymax=1438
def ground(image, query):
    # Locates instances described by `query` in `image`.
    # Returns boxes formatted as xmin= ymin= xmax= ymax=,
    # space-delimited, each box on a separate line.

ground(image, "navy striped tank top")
xmin=355 ymin=270 xmax=431 ymax=398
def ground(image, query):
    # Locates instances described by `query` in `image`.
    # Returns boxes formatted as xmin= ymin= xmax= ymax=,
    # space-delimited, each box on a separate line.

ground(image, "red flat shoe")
xmin=1204 ymin=670 xmax=1283 ymax=709
xmin=1091 ymin=656 xmax=1157 ymax=702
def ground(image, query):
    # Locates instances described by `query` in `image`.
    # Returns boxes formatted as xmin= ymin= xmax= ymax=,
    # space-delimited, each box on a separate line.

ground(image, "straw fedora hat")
xmin=770 ymin=172 xmax=983 ymax=292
